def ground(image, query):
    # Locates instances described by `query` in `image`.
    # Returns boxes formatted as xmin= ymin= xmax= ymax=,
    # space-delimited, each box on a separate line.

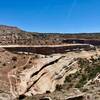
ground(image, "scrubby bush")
xmin=12 ymin=56 xmax=17 ymax=61
xmin=56 ymin=84 xmax=62 ymax=91
xmin=13 ymin=65 xmax=16 ymax=68
xmin=2 ymin=63 xmax=6 ymax=66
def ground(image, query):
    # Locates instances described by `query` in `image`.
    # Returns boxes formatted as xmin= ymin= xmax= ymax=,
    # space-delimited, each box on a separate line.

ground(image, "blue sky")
xmin=0 ymin=0 xmax=100 ymax=33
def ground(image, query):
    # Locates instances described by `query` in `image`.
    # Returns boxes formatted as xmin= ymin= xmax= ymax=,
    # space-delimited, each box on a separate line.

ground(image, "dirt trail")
xmin=8 ymin=56 xmax=31 ymax=98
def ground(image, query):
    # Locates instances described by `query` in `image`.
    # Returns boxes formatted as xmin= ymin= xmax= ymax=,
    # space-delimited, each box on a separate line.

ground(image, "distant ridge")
xmin=0 ymin=25 xmax=100 ymax=45
xmin=0 ymin=25 xmax=21 ymax=31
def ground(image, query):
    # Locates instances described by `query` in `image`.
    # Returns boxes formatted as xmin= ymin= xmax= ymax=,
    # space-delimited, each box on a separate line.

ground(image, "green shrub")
xmin=75 ymin=74 xmax=87 ymax=88
xmin=2 ymin=63 xmax=6 ymax=66
xmin=56 ymin=84 xmax=62 ymax=91
xmin=12 ymin=56 xmax=17 ymax=61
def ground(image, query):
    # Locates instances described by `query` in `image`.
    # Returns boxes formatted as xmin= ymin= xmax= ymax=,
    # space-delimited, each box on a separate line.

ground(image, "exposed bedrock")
xmin=9 ymin=55 xmax=78 ymax=97
xmin=7 ymin=50 xmax=100 ymax=99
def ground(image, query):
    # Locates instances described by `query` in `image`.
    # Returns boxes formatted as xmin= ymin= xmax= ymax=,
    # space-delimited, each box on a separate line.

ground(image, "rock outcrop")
xmin=0 ymin=45 xmax=100 ymax=99
xmin=8 ymin=54 xmax=78 ymax=98
xmin=3 ymin=48 xmax=99 ymax=100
